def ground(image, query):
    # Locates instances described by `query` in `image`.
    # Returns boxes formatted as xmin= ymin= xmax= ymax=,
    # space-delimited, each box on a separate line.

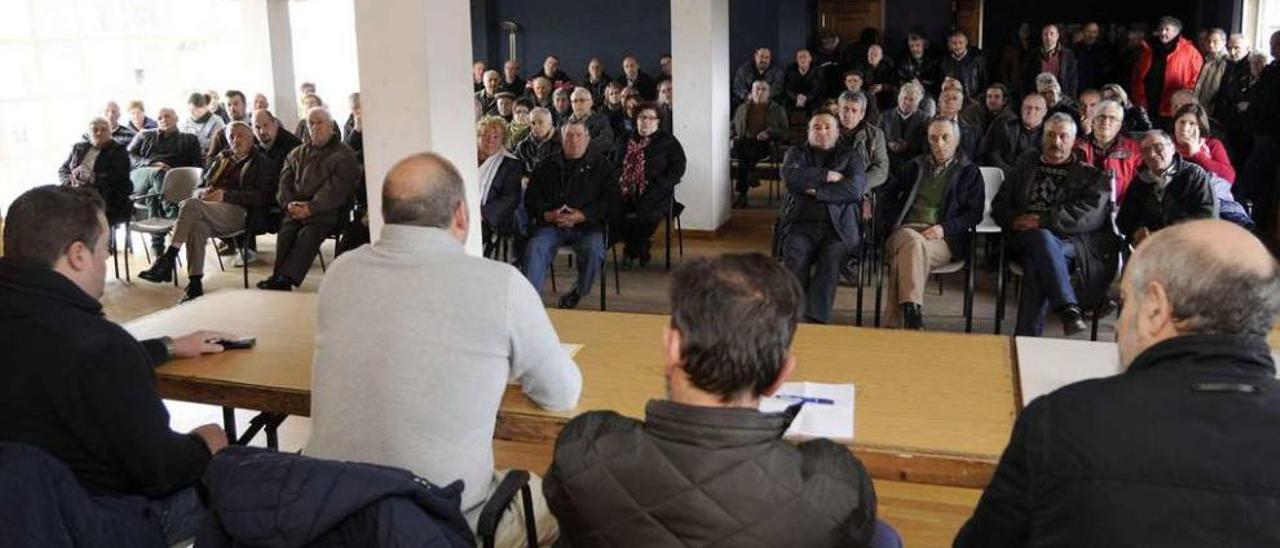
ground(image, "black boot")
xmin=1059 ymin=304 xmax=1087 ymax=336
xmin=256 ymin=274 xmax=293 ymax=291
xmin=557 ymin=288 xmax=582 ymax=309
xmin=138 ymin=248 xmax=178 ymax=283
xmin=902 ymin=303 xmax=925 ymax=330
xmin=180 ymin=276 xmax=203 ymax=303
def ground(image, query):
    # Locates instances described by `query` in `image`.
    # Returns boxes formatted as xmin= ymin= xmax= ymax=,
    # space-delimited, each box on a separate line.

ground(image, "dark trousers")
xmin=1239 ymin=136 xmax=1279 ymax=237
xmin=614 ymin=200 xmax=660 ymax=259
xmin=274 ymin=217 xmax=336 ymax=285
xmin=782 ymin=221 xmax=857 ymax=324
xmin=150 ymin=485 xmax=205 ymax=544
xmin=1010 ymin=229 xmax=1078 ymax=336
xmin=733 ymin=138 xmax=772 ymax=195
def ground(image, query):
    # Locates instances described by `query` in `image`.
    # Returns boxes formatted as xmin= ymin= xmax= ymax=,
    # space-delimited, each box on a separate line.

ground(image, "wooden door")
xmin=955 ymin=0 xmax=984 ymax=47
xmin=817 ymin=0 xmax=885 ymax=45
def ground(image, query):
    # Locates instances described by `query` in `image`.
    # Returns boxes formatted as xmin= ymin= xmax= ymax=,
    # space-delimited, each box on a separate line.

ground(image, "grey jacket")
xmin=839 ymin=122 xmax=890 ymax=189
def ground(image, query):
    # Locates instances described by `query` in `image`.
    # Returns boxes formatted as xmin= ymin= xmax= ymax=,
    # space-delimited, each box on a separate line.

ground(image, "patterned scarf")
xmin=620 ymin=135 xmax=651 ymax=198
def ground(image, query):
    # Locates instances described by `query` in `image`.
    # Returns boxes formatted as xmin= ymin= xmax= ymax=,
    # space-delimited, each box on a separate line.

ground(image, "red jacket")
xmin=1074 ymin=135 xmax=1142 ymax=203
xmin=1132 ymin=37 xmax=1203 ymax=117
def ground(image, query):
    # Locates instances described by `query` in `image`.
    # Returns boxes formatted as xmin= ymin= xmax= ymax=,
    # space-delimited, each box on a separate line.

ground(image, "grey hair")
xmin=529 ymin=107 xmax=552 ymax=122
xmin=1096 ymin=99 xmax=1125 ymax=119
xmin=1035 ymin=72 xmax=1061 ymax=92
xmin=1140 ymin=129 xmax=1173 ymax=145
xmin=1127 ymin=231 xmax=1280 ymax=338
xmin=570 ymin=87 xmax=592 ymax=101
xmin=225 ymin=120 xmax=253 ymax=138
xmin=1045 ymin=112 xmax=1077 ymax=134
xmin=306 ymin=106 xmax=332 ymax=123
xmin=552 ymin=88 xmax=571 ymax=100
xmin=382 ymin=152 xmax=466 ymax=228
xmin=928 ymin=116 xmax=961 ymax=139
xmin=899 ymin=81 xmax=924 ymax=99
xmin=1207 ymin=28 xmax=1226 ymax=40
xmin=838 ymin=90 xmax=867 ymax=108
xmin=1229 ymin=33 xmax=1247 ymax=44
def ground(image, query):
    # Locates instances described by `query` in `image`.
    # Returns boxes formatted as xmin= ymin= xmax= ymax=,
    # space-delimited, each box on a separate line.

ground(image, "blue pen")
xmin=774 ymin=394 xmax=835 ymax=405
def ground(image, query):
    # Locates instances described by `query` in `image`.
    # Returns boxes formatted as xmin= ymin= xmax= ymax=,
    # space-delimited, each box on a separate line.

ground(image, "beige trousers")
xmin=883 ymin=226 xmax=953 ymax=327
xmin=491 ymin=470 xmax=559 ymax=548
xmin=170 ymin=198 xmax=246 ymax=276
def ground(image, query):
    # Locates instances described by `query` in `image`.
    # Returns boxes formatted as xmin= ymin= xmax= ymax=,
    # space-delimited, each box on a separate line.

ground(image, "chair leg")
xmin=874 ymin=258 xmax=885 ymax=328
xmin=111 ymin=230 xmax=121 ymax=280
xmin=965 ymin=238 xmax=977 ymax=334
xmin=612 ymin=245 xmax=620 ymax=296
xmin=124 ymin=227 xmax=131 ymax=284
xmin=676 ymin=214 xmax=683 ymax=257
xmin=1090 ymin=311 xmax=1101 ymax=341
xmin=994 ymin=235 xmax=1006 ymax=335
xmin=240 ymin=236 xmax=250 ymax=289
xmin=215 ymin=242 xmax=226 ymax=272
xmin=318 ymin=249 xmax=326 ymax=272
xmin=665 ymin=213 xmax=672 ymax=271
xmin=599 ymin=255 xmax=607 ymax=312
xmin=855 ymin=256 xmax=865 ymax=327
xmin=549 ymin=260 xmax=557 ymax=293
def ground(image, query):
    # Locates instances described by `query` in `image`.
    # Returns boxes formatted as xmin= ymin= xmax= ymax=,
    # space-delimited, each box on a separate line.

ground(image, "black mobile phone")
xmin=214 ymin=336 xmax=256 ymax=350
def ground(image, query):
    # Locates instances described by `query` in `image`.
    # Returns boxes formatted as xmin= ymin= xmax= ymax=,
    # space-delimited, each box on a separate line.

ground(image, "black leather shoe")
xmin=1060 ymin=304 xmax=1087 ymax=336
xmin=256 ymin=275 xmax=293 ymax=291
xmin=638 ymin=246 xmax=652 ymax=269
xmin=179 ymin=279 xmax=204 ymax=303
xmin=558 ymin=289 xmax=582 ymax=310
xmin=902 ymin=303 xmax=925 ymax=330
xmin=137 ymin=257 xmax=174 ymax=283
xmin=733 ymin=194 xmax=749 ymax=208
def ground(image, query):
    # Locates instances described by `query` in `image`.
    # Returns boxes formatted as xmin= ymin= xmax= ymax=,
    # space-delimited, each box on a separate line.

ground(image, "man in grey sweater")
xmin=306 ymin=152 xmax=582 ymax=547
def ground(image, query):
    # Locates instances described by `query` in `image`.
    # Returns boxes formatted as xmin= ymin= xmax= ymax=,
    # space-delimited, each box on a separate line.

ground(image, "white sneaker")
xmin=232 ymin=249 xmax=258 ymax=267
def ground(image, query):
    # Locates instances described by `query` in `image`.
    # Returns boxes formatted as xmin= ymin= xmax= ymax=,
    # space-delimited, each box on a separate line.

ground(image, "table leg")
xmin=222 ymin=407 xmax=237 ymax=441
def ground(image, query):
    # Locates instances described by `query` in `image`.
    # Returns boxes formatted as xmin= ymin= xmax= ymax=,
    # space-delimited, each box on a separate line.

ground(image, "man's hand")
xmin=1012 ymin=213 xmax=1041 ymax=231
xmin=756 ymin=131 xmax=770 ymax=141
xmin=557 ymin=208 xmax=586 ymax=227
xmin=796 ymin=94 xmax=807 ymax=108
xmin=190 ymin=423 xmax=228 ymax=454
xmin=1133 ymin=227 xmax=1151 ymax=246
xmin=826 ymin=170 xmax=843 ymax=183
xmin=921 ymin=224 xmax=945 ymax=240
xmin=202 ymin=188 xmax=225 ymax=203
xmin=71 ymin=165 xmax=94 ymax=184
xmin=287 ymin=201 xmax=312 ymax=220
xmin=170 ymin=330 xmax=237 ymax=358
xmin=543 ymin=210 xmax=562 ymax=224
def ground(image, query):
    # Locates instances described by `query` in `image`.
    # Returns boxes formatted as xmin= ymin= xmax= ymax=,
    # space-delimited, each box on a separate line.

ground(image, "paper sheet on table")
xmin=1017 ymin=337 xmax=1280 ymax=407
xmin=759 ymin=382 xmax=855 ymax=443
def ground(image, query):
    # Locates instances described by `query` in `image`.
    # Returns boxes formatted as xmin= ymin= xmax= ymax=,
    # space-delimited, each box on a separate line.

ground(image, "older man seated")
xmin=993 ymin=113 xmax=1118 ymax=337
xmin=982 ymin=93 xmax=1047 ymax=174
xmin=566 ymin=87 xmax=614 ymax=158
xmin=731 ymin=80 xmax=789 ymax=207
xmin=1073 ymin=99 xmax=1143 ymax=203
xmin=522 ymin=121 xmax=618 ymax=309
xmin=137 ymin=122 xmax=279 ymax=302
xmin=877 ymin=117 xmax=984 ymax=329
xmin=1116 ymin=130 xmax=1217 ymax=246
xmin=257 ymin=107 xmax=359 ymax=290
xmin=60 ymin=117 xmax=132 ymax=227
xmin=128 ymin=107 xmax=203 ymax=256
xmin=777 ymin=113 xmax=868 ymax=324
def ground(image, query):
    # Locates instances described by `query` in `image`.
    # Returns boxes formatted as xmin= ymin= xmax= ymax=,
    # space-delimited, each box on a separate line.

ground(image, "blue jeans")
xmin=1010 ymin=229 xmax=1078 ymax=336
xmin=148 ymin=485 xmax=206 ymax=544
xmin=523 ymin=226 xmax=605 ymax=296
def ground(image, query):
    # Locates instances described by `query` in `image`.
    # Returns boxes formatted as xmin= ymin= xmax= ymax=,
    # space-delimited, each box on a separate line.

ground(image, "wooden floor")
xmin=103 ymin=183 xmax=1035 ymax=547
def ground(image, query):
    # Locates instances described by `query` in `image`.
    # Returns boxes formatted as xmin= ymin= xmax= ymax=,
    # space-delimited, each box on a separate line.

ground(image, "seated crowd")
xmin=10 ymin=16 xmax=1280 ymax=548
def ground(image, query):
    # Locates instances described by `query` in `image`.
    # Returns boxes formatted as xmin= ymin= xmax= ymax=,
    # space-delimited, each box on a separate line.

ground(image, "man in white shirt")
xmin=306 ymin=152 xmax=582 ymax=547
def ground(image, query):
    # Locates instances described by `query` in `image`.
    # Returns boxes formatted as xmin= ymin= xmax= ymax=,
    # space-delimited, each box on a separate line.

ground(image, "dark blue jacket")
xmin=877 ymin=155 xmax=985 ymax=258
xmin=0 ymin=442 xmax=167 ymax=548
xmin=197 ymin=446 xmax=475 ymax=548
xmin=778 ymin=144 xmax=869 ymax=247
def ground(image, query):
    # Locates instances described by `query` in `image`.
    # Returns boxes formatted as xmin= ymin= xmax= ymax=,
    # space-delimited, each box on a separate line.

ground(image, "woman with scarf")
xmin=476 ymin=116 xmax=525 ymax=259
xmin=610 ymin=103 xmax=687 ymax=269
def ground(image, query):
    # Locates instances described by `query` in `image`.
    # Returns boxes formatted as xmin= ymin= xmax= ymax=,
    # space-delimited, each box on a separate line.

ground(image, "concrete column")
xmin=671 ymin=0 xmax=731 ymax=233
xmin=265 ymin=0 xmax=299 ymax=131
xmin=353 ymin=0 xmax=481 ymax=253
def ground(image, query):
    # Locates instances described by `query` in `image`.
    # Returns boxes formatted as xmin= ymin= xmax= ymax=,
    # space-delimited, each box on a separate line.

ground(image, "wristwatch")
xmin=158 ymin=336 xmax=177 ymax=361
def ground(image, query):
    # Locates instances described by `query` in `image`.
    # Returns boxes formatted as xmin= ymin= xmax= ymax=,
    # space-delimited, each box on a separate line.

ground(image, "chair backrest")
xmin=978 ymin=166 xmax=1004 ymax=226
xmin=160 ymin=167 xmax=202 ymax=203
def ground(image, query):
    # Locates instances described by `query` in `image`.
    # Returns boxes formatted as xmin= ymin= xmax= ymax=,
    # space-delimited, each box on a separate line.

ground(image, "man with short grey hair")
xmin=308 ymin=152 xmax=581 ymax=548
xmin=957 ymin=219 xmax=1280 ymax=546
xmin=1193 ymin=28 xmax=1229 ymax=114
xmin=1116 ymin=130 xmax=1217 ymax=246
xmin=567 ymin=87 xmax=613 ymax=158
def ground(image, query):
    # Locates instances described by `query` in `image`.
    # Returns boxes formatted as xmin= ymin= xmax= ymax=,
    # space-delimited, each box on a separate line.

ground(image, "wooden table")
xmin=126 ymin=290 xmax=1018 ymax=489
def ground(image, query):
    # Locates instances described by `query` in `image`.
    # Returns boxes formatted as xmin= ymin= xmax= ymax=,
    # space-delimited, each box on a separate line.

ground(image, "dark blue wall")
xmin=470 ymin=0 xmax=815 ymax=82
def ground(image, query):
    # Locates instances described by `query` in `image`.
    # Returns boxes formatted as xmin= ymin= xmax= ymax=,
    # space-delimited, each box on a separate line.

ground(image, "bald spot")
xmin=383 ymin=154 xmax=453 ymax=203
xmin=1138 ymin=219 xmax=1274 ymax=278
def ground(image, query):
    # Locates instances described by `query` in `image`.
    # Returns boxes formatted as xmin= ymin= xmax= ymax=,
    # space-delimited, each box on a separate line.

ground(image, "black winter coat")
xmin=544 ymin=400 xmax=878 ymax=547
xmin=940 ymin=49 xmax=987 ymax=98
xmin=877 ymin=155 xmax=985 ymax=258
xmin=609 ymin=130 xmax=687 ymax=224
xmin=0 ymin=259 xmax=208 ymax=498
xmin=524 ymin=152 xmax=619 ymax=231
xmin=981 ymin=119 xmax=1043 ymax=174
xmin=203 ymin=150 xmax=282 ymax=235
xmin=1023 ymin=46 xmax=1080 ymax=98
xmin=197 ymin=446 xmax=474 ymax=548
xmin=778 ymin=144 xmax=869 ymax=247
xmin=481 ymin=154 xmax=524 ymax=233
xmin=956 ymin=334 xmax=1280 ymax=547
xmin=993 ymin=156 xmax=1120 ymax=309
xmin=58 ymin=141 xmax=133 ymax=225
xmin=1116 ymin=156 xmax=1218 ymax=241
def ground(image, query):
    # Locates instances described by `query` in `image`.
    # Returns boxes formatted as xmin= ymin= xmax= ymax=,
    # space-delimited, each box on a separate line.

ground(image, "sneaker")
xmin=557 ymin=289 xmax=582 ymax=310
xmin=232 ymin=249 xmax=258 ymax=267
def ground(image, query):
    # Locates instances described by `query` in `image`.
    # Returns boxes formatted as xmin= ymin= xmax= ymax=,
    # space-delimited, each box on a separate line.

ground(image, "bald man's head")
xmin=382 ymin=153 xmax=466 ymax=230
xmin=1118 ymin=219 xmax=1280 ymax=366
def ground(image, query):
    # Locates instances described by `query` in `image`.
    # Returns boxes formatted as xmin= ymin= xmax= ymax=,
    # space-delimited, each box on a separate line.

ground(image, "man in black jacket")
xmin=982 ymin=93 xmax=1047 ymax=174
xmin=940 ymin=30 xmax=986 ymax=100
xmin=1025 ymin=24 xmax=1079 ymax=98
xmin=128 ymin=107 xmax=203 ymax=255
xmin=0 ymin=186 xmax=231 ymax=544
xmin=523 ymin=120 xmax=618 ymax=309
xmin=956 ymin=219 xmax=1280 ymax=547
xmin=1117 ymin=130 xmax=1217 ymax=246
xmin=878 ymin=118 xmax=985 ymax=329
xmin=544 ymin=253 xmax=881 ymax=547
xmin=138 ymin=122 xmax=279 ymax=301
xmin=778 ymin=112 xmax=868 ymax=324
xmin=994 ymin=113 xmax=1117 ymax=336
xmin=60 ymin=117 xmax=133 ymax=226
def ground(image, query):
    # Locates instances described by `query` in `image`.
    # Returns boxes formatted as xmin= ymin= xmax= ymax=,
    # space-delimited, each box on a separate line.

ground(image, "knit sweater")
xmin=305 ymin=225 xmax=582 ymax=519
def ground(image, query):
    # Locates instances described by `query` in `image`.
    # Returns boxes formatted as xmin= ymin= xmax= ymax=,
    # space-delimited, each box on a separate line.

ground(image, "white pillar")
xmin=265 ymin=0 xmax=299 ymax=132
xmin=671 ymin=0 xmax=731 ymax=233
xmin=353 ymin=0 xmax=481 ymax=253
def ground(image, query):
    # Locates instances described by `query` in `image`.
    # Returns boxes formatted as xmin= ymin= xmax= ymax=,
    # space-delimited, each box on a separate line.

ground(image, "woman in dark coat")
xmin=58 ymin=117 xmax=132 ymax=226
xmin=610 ymin=103 xmax=687 ymax=268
